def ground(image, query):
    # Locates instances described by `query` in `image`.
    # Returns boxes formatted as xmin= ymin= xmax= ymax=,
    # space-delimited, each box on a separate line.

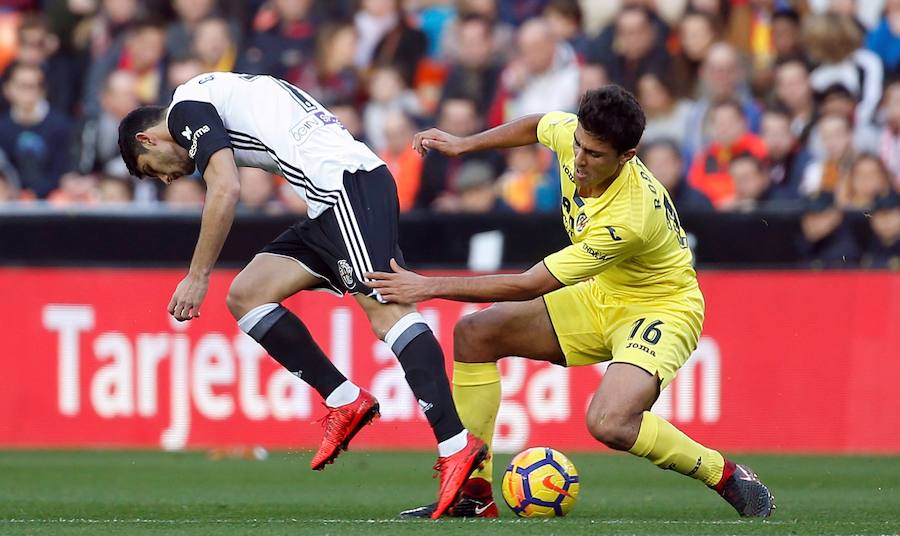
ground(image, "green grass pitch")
xmin=1 ymin=450 xmax=898 ymax=535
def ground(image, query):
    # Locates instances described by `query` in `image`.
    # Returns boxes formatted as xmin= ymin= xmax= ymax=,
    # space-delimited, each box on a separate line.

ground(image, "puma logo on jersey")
xmin=181 ymin=126 xmax=192 ymax=140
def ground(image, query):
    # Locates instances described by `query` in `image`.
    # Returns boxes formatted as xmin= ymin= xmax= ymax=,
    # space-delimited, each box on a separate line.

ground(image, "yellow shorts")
xmin=543 ymin=279 xmax=704 ymax=390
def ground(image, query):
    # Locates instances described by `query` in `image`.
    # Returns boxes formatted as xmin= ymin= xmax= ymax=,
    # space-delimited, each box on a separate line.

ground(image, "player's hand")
xmin=167 ymin=273 xmax=209 ymax=322
xmin=365 ymin=259 xmax=432 ymax=304
xmin=412 ymin=128 xmax=468 ymax=158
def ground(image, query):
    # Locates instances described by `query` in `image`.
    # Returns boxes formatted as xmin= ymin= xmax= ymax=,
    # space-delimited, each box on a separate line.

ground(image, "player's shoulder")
xmin=538 ymin=111 xmax=578 ymax=134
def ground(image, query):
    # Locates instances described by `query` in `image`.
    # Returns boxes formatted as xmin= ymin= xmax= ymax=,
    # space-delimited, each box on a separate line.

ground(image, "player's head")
xmin=118 ymin=105 xmax=195 ymax=183
xmin=574 ymin=85 xmax=645 ymax=186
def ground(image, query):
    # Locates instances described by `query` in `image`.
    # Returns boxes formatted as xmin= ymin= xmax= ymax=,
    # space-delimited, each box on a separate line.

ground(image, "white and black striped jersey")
xmin=166 ymin=72 xmax=385 ymax=218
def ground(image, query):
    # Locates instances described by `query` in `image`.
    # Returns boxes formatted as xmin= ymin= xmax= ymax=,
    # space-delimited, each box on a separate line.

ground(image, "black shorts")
xmin=259 ymin=165 xmax=405 ymax=301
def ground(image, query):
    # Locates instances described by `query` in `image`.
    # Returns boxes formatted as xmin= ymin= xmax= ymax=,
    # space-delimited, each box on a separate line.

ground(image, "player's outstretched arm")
xmin=366 ymin=259 xmax=563 ymax=304
xmin=412 ymin=114 xmax=544 ymax=157
xmin=168 ymin=148 xmax=241 ymax=321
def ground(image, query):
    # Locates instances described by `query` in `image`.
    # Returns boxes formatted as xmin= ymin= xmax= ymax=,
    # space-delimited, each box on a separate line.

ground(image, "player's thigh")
xmin=227 ymin=253 xmax=325 ymax=318
xmin=353 ymin=293 xmax=416 ymax=340
xmin=454 ymin=298 xmax=565 ymax=364
xmin=607 ymin=304 xmax=703 ymax=391
xmin=543 ymin=281 xmax=614 ymax=366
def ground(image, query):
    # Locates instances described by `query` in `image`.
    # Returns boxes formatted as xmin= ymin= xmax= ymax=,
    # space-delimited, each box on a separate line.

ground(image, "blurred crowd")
xmin=0 ymin=0 xmax=898 ymax=267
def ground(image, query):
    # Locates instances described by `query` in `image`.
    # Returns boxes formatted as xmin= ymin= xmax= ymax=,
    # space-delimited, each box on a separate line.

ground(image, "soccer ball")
xmin=501 ymin=447 xmax=580 ymax=518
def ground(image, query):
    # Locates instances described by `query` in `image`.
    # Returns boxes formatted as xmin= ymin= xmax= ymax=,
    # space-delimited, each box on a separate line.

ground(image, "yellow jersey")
xmin=537 ymin=111 xmax=700 ymax=301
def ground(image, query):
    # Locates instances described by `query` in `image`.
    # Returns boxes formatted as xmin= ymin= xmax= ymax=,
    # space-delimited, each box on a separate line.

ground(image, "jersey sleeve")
xmin=537 ymin=111 xmax=577 ymax=153
xmin=543 ymin=225 xmax=643 ymax=285
xmin=166 ymin=100 xmax=232 ymax=176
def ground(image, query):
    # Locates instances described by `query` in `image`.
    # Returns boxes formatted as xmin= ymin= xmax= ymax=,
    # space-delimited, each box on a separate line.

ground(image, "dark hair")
xmin=728 ymin=153 xmax=764 ymax=172
xmin=545 ymin=0 xmax=583 ymax=26
xmin=577 ymin=85 xmax=645 ymax=154
xmin=117 ymin=105 xmax=167 ymax=178
xmin=772 ymin=8 xmax=801 ymax=26
xmin=710 ymin=97 xmax=745 ymax=118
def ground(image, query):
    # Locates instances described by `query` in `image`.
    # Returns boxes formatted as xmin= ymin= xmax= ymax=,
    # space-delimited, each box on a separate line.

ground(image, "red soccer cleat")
xmin=431 ymin=433 xmax=489 ymax=519
xmin=310 ymin=389 xmax=379 ymax=471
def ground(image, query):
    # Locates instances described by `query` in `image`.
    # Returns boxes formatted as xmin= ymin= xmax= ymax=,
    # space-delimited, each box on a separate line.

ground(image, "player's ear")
xmin=620 ymin=148 xmax=637 ymax=164
xmin=135 ymin=132 xmax=154 ymax=148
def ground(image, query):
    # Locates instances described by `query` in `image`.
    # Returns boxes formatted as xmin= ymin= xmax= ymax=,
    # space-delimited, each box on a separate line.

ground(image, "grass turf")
xmin=0 ymin=450 xmax=898 ymax=535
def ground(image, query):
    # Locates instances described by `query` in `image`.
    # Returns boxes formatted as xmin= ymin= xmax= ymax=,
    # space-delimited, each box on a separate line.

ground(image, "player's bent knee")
xmin=226 ymin=279 xmax=255 ymax=320
xmin=453 ymin=313 xmax=496 ymax=363
xmin=586 ymin=411 xmax=640 ymax=451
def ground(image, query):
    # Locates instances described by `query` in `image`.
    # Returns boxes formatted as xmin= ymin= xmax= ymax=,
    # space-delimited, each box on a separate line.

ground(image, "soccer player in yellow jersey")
xmin=368 ymin=86 xmax=775 ymax=518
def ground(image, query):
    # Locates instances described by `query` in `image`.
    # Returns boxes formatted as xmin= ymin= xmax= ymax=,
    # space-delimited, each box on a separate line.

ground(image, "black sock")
xmin=394 ymin=330 xmax=465 ymax=443
xmin=246 ymin=305 xmax=347 ymax=400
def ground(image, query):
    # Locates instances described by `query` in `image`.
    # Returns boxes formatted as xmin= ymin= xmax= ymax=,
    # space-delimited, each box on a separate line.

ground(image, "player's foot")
xmin=399 ymin=477 xmax=498 ymax=518
xmin=310 ymin=389 xmax=379 ymax=471
xmin=431 ymin=434 xmax=489 ymax=519
xmin=713 ymin=459 xmax=776 ymax=517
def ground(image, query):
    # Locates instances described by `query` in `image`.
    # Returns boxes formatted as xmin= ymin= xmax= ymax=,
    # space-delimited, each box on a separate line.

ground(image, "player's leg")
xmin=227 ymin=246 xmax=379 ymax=471
xmin=593 ymin=308 xmax=774 ymax=517
xmin=227 ymin=253 xmax=357 ymax=407
xmin=401 ymin=297 xmax=565 ymax=518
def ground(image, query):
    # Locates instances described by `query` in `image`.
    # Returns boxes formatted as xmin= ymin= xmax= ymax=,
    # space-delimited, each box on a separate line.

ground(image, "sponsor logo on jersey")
xmin=188 ymin=125 xmax=211 ymax=159
xmin=581 ymin=243 xmax=615 ymax=262
xmin=575 ymin=212 xmax=588 ymax=233
xmin=338 ymin=260 xmax=355 ymax=289
xmin=625 ymin=341 xmax=657 ymax=357
xmin=181 ymin=126 xmax=192 ymax=140
xmin=289 ymin=111 xmax=343 ymax=145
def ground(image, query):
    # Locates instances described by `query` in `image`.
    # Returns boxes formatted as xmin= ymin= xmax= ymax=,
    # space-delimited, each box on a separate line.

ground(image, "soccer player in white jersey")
xmin=117 ymin=72 xmax=486 ymax=519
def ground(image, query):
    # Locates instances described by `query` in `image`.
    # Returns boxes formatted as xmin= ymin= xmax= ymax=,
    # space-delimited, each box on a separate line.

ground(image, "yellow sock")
xmin=452 ymin=361 xmax=501 ymax=483
xmin=628 ymin=411 xmax=725 ymax=487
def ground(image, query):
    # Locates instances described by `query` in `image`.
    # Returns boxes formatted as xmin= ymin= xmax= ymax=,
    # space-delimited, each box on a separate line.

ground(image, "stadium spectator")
xmin=797 ymin=191 xmax=862 ymax=267
xmin=165 ymin=0 xmax=218 ymax=60
xmin=97 ymin=173 xmax=133 ymax=203
xmin=0 ymin=62 xmax=71 ymax=199
xmin=363 ymin=65 xmax=420 ymax=152
xmin=640 ymin=138 xmax=714 ymax=212
xmin=771 ymin=9 xmax=805 ymax=61
xmin=839 ymin=153 xmax=895 ymax=210
xmin=543 ymin=0 xmax=589 ymax=60
xmin=801 ymin=114 xmax=855 ymax=196
xmin=238 ymin=167 xmax=281 ymax=214
xmin=683 ymin=42 xmax=761 ymax=159
xmin=71 ymin=69 xmax=137 ymax=178
xmin=439 ymin=15 xmax=502 ymax=114
xmin=78 ymin=0 xmax=142 ymax=63
xmin=8 ymin=13 xmax=79 ymax=115
xmin=578 ymin=62 xmax=609 ymax=100
xmin=379 ymin=109 xmax=422 ymax=212
xmin=294 ymin=21 xmax=361 ymax=108
xmin=722 ymin=154 xmax=782 ymax=212
xmin=865 ymin=0 xmax=900 ymax=76
xmin=165 ymin=55 xmax=205 ymax=91
xmin=191 ymin=17 xmax=238 ymax=74
xmin=590 ymin=6 xmax=671 ymax=96
xmin=353 ymin=0 xmax=426 ymax=86
xmin=496 ymin=144 xmax=554 ymax=213
xmin=688 ymin=98 xmax=767 ymax=208
xmin=491 ymin=17 xmax=579 ymax=124
xmin=637 ymin=73 xmax=691 ymax=147
xmin=162 ymin=176 xmax=204 ymax=208
xmin=237 ymin=0 xmax=316 ymax=81
xmin=803 ymin=13 xmax=883 ymax=132
xmin=433 ymin=160 xmax=510 ymax=214
xmin=416 ymin=96 xmax=505 ymax=209
xmin=83 ymin=18 xmax=167 ymax=118
xmin=760 ymin=106 xmax=810 ymax=200
xmin=670 ymin=10 xmax=720 ymax=98
xmin=773 ymin=57 xmax=816 ymax=144
xmin=861 ymin=191 xmax=900 ymax=268
xmin=0 ymin=169 xmax=18 ymax=203
xmin=877 ymin=79 xmax=900 ymax=185
xmin=47 ymin=171 xmax=99 ymax=205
